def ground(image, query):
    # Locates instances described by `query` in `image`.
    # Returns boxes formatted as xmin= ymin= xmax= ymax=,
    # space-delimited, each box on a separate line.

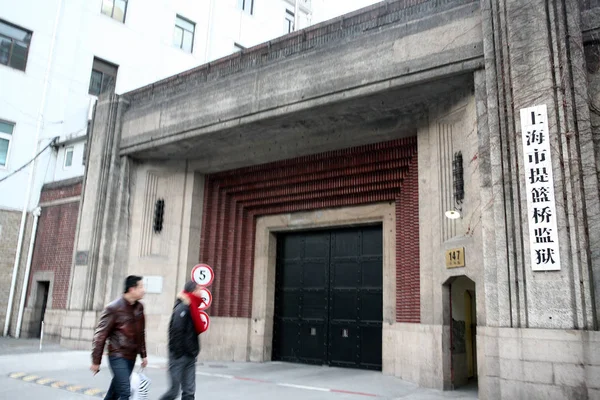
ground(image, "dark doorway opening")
xmin=447 ymin=276 xmax=477 ymax=389
xmin=32 ymin=281 xmax=50 ymax=338
xmin=272 ymin=225 xmax=383 ymax=370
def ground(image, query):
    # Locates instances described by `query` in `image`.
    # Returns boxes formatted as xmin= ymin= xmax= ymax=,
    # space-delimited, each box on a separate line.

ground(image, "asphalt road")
xmin=0 ymin=338 xmax=478 ymax=399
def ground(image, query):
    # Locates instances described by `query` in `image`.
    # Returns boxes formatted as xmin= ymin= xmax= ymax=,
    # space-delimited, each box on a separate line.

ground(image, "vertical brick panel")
xmin=396 ymin=156 xmax=420 ymax=323
xmin=222 ymin=195 xmax=237 ymax=316
xmin=27 ymin=180 xmax=82 ymax=310
xmin=230 ymin=203 xmax=244 ymax=316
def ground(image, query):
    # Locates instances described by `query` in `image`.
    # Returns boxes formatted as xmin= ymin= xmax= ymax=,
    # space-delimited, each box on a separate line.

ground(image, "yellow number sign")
xmin=445 ymin=247 xmax=465 ymax=268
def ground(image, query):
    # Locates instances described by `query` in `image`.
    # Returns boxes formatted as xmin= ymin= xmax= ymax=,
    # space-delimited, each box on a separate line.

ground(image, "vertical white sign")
xmin=520 ymin=104 xmax=561 ymax=271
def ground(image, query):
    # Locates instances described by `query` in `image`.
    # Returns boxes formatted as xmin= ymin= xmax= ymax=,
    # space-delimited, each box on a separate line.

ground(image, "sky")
xmin=311 ymin=0 xmax=382 ymax=23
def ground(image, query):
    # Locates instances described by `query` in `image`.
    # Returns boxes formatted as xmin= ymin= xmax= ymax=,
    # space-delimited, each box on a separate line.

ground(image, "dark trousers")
xmin=160 ymin=354 xmax=196 ymax=400
xmin=104 ymin=356 xmax=135 ymax=400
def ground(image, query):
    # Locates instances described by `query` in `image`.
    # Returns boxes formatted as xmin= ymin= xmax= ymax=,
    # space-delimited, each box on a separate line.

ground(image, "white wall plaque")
xmin=143 ymin=276 xmax=164 ymax=294
xmin=520 ymin=104 xmax=561 ymax=271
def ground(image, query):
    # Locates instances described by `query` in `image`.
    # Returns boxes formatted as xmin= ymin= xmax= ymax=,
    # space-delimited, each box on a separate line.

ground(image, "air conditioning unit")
xmin=88 ymin=96 xmax=98 ymax=121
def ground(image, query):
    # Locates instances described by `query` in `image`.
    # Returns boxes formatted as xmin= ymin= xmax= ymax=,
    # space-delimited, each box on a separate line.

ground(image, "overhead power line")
xmin=0 ymin=137 xmax=59 ymax=185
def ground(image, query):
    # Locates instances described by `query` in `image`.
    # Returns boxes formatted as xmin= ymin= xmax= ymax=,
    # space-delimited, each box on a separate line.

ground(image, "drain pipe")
xmin=15 ymin=207 xmax=41 ymax=338
xmin=3 ymin=0 xmax=63 ymax=337
xmin=204 ymin=0 xmax=215 ymax=61
xmin=449 ymin=283 xmax=454 ymax=388
xmin=294 ymin=0 xmax=299 ymax=30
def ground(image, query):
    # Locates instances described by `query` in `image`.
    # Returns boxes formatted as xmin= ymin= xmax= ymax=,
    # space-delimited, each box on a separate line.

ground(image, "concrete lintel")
xmin=119 ymin=56 xmax=483 ymax=157
xmin=41 ymin=176 xmax=84 ymax=191
xmin=39 ymin=196 xmax=81 ymax=208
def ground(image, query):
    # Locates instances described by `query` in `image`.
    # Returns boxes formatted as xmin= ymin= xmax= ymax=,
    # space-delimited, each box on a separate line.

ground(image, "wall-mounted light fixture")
xmin=453 ymin=151 xmax=464 ymax=204
xmin=445 ymin=210 xmax=461 ymax=220
xmin=445 ymin=151 xmax=464 ymax=219
xmin=153 ymin=199 xmax=165 ymax=233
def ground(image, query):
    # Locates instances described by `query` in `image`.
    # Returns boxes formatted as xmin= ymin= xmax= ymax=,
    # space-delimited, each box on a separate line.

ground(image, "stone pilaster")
xmin=479 ymin=0 xmax=599 ymax=331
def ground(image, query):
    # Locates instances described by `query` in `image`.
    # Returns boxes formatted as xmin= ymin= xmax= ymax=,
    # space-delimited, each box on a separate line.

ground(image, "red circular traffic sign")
xmin=191 ymin=264 xmax=214 ymax=287
xmin=198 ymin=310 xmax=210 ymax=333
xmin=197 ymin=288 xmax=212 ymax=311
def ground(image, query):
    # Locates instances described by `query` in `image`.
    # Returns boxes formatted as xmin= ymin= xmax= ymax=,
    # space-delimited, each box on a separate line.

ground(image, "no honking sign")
xmin=197 ymin=287 xmax=212 ymax=311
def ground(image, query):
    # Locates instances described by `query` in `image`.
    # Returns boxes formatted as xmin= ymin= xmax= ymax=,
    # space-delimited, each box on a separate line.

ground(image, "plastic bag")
xmin=130 ymin=369 xmax=151 ymax=400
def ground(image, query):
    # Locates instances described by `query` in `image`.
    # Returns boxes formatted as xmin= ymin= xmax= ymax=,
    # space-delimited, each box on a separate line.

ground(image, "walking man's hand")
xmin=141 ymin=357 xmax=148 ymax=368
xmin=90 ymin=364 xmax=100 ymax=375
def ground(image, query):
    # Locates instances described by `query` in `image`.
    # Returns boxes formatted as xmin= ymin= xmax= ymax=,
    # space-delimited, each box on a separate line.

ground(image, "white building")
xmin=0 ymin=0 xmax=315 ymax=336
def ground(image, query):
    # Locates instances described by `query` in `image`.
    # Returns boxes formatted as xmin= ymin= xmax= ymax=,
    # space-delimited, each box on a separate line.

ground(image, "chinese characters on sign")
xmin=520 ymin=105 xmax=561 ymax=271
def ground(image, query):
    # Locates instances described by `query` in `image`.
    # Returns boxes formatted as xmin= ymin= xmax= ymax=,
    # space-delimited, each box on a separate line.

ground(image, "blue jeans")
xmin=104 ymin=356 xmax=135 ymax=400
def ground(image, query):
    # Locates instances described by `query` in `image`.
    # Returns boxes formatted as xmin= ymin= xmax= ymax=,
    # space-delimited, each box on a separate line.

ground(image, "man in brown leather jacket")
xmin=91 ymin=275 xmax=148 ymax=400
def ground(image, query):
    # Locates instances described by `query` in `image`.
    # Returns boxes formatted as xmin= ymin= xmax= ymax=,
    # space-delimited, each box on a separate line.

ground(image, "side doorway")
xmin=446 ymin=275 xmax=477 ymax=389
xmin=30 ymin=281 xmax=50 ymax=338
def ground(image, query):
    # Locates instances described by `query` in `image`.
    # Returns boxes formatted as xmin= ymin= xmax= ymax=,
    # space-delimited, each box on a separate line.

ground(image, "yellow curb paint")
xmin=84 ymin=388 xmax=103 ymax=395
xmin=9 ymin=373 xmax=104 ymax=397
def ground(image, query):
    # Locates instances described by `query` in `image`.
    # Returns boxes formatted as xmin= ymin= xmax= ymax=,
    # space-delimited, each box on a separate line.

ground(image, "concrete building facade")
xmin=38 ymin=0 xmax=600 ymax=398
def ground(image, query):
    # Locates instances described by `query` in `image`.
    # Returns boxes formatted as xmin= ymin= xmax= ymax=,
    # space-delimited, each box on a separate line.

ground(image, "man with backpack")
xmin=160 ymin=281 xmax=206 ymax=400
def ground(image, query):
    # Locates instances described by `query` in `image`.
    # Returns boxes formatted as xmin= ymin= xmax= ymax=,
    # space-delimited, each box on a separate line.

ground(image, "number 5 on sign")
xmin=191 ymin=264 xmax=214 ymax=287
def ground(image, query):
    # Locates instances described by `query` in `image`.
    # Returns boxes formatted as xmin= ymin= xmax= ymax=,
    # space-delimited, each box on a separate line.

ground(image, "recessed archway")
xmin=250 ymin=202 xmax=397 ymax=375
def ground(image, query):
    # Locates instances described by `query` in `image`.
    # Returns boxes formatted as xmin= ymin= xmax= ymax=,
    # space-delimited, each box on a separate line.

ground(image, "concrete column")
xmin=479 ymin=0 xmax=599 ymax=331
xmin=124 ymin=160 xmax=205 ymax=356
xmin=66 ymin=94 xmax=129 ymax=311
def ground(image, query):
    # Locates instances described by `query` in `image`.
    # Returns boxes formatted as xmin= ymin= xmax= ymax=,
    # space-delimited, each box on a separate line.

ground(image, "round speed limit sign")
xmin=191 ymin=264 xmax=214 ymax=287
xmin=197 ymin=288 xmax=212 ymax=311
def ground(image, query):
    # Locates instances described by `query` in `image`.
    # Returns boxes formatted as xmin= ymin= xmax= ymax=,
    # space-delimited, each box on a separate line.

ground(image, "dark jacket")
xmin=91 ymin=297 xmax=147 ymax=365
xmin=168 ymin=293 xmax=201 ymax=358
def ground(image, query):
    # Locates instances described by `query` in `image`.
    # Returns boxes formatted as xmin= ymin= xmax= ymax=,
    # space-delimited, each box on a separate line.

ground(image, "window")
xmin=101 ymin=0 xmax=128 ymax=23
xmin=88 ymin=57 xmax=118 ymax=96
xmin=82 ymin=141 xmax=87 ymax=166
xmin=238 ymin=0 xmax=254 ymax=15
xmin=173 ymin=15 xmax=195 ymax=53
xmin=64 ymin=146 xmax=74 ymax=168
xmin=153 ymin=199 xmax=165 ymax=233
xmin=0 ymin=20 xmax=32 ymax=71
xmin=0 ymin=120 xmax=14 ymax=167
xmin=285 ymin=9 xmax=295 ymax=33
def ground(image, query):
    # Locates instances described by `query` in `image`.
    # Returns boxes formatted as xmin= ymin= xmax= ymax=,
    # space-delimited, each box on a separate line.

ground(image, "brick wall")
xmin=200 ymin=137 xmax=420 ymax=322
xmin=0 ymin=209 xmax=33 ymax=334
xmin=0 ymin=210 xmax=22 ymax=323
xmin=39 ymin=178 xmax=83 ymax=203
xmin=396 ymin=156 xmax=420 ymax=323
xmin=27 ymin=180 xmax=82 ymax=310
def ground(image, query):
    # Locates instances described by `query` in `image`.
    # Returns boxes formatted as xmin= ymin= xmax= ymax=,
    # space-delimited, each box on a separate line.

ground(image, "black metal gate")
xmin=272 ymin=226 xmax=383 ymax=370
